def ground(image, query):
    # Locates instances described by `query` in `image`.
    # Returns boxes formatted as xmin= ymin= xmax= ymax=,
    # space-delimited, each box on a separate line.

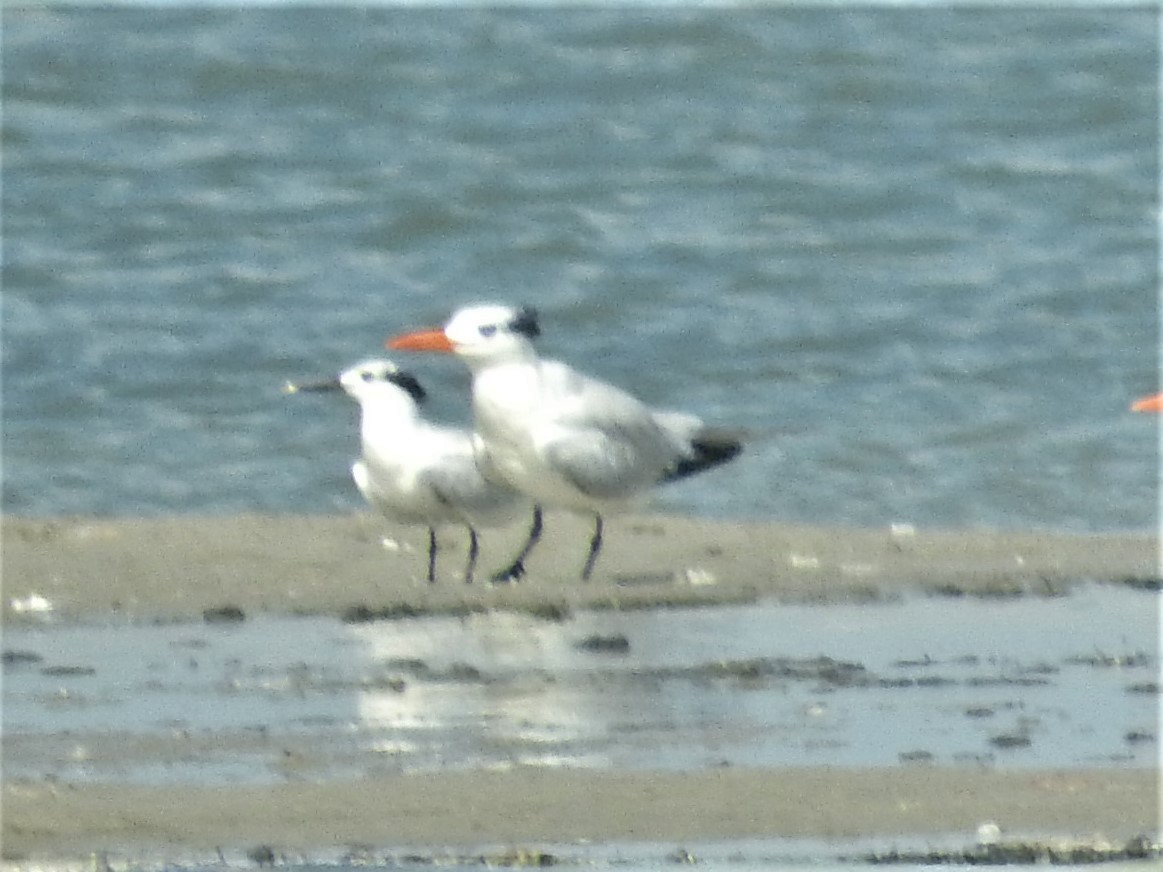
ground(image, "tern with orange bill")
xmin=1131 ymin=393 xmax=1163 ymax=412
xmin=387 ymin=304 xmax=742 ymax=582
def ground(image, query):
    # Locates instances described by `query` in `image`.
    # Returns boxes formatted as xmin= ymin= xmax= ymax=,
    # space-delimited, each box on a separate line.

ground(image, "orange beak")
xmin=1131 ymin=393 xmax=1163 ymax=413
xmin=387 ymin=328 xmax=456 ymax=353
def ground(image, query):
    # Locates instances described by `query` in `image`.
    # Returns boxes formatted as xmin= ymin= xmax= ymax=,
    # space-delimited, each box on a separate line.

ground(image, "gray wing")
xmin=536 ymin=361 xmax=693 ymax=497
xmin=421 ymin=451 xmax=522 ymax=523
xmin=540 ymin=422 xmax=671 ymax=499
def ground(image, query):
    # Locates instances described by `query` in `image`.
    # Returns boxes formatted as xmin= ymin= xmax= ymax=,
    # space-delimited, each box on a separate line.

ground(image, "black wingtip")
xmin=664 ymin=434 xmax=743 ymax=482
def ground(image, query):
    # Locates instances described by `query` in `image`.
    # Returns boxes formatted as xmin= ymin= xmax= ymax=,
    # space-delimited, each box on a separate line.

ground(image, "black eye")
xmin=479 ymin=324 xmax=498 ymax=337
xmin=362 ymin=371 xmax=376 ymax=382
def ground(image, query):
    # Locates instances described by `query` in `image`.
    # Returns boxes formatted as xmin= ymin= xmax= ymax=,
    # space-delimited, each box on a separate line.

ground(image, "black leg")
xmin=463 ymin=527 xmax=479 ymax=584
xmin=580 ymin=514 xmax=603 ymax=581
xmin=426 ymin=527 xmax=438 ymax=584
xmin=491 ymin=505 xmax=543 ymax=583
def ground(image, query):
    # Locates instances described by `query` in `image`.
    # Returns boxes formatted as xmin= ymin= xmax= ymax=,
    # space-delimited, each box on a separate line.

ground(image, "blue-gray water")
xmin=3 ymin=7 xmax=1159 ymax=530
xmin=6 ymin=585 xmax=1158 ymax=866
xmin=6 ymin=586 xmax=1156 ymax=786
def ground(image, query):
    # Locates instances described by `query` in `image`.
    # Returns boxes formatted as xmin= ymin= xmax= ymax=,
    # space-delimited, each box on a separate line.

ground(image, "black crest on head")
xmin=510 ymin=305 xmax=540 ymax=339
xmin=387 ymin=370 xmax=427 ymax=404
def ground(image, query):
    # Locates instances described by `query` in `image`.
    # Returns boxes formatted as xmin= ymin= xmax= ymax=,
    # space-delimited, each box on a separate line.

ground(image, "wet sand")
xmin=3 ymin=513 xmax=1158 ymax=620
xmin=2 ymin=514 xmax=1160 ymax=862
xmin=4 ymin=768 xmax=1158 ymax=859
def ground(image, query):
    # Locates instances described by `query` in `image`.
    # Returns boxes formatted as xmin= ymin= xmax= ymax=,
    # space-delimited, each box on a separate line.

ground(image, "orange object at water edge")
xmin=1131 ymin=393 xmax=1163 ymax=412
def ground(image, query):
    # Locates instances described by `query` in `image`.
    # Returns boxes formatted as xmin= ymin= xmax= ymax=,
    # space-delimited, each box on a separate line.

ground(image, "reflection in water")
xmin=352 ymin=612 xmax=624 ymax=769
xmin=345 ymin=585 xmax=1156 ymax=775
xmin=3 ymin=585 xmax=1157 ymax=785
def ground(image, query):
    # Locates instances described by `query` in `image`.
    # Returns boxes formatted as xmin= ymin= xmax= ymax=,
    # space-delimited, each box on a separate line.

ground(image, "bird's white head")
xmin=286 ymin=358 xmax=426 ymax=406
xmin=339 ymin=359 xmax=427 ymax=405
xmin=387 ymin=304 xmax=540 ymax=367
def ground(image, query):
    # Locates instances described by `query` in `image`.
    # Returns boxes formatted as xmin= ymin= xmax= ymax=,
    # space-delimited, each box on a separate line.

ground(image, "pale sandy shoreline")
xmin=2 ymin=514 xmax=1160 ymax=863
xmin=3 ymin=513 xmax=1159 ymax=621
xmin=4 ymin=768 xmax=1159 ymax=862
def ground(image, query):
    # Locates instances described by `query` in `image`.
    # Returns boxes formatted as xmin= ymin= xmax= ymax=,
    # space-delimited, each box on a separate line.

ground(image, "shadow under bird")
xmin=285 ymin=358 xmax=526 ymax=584
xmin=387 ymin=304 xmax=742 ymax=582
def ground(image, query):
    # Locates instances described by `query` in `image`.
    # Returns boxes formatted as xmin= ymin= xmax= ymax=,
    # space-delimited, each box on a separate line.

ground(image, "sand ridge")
xmin=3 ymin=513 xmax=1157 ymax=620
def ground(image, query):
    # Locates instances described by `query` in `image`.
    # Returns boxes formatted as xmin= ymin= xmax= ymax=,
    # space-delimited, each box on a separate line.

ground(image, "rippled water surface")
xmin=3 ymin=7 xmax=1158 ymax=529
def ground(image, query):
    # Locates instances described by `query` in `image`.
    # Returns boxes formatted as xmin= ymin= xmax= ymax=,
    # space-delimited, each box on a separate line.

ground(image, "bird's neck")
xmin=461 ymin=342 xmax=538 ymax=374
xmin=358 ymin=392 xmax=419 ymax=447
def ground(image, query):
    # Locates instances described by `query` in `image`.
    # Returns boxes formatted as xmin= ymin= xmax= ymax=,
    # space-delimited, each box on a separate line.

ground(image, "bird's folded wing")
xmin=422 ymin=457 xmax=516 ymax=516
xmin=540 ymin=425 xmax=661 ymax=499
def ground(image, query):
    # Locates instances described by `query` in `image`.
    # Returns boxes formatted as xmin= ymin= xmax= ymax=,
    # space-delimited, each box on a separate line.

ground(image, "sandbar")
xmin=2 ymin=514 xmax=1159 ymax=863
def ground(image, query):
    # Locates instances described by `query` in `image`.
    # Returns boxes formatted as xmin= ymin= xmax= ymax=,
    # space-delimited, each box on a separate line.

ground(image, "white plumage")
xmin=287 ymin=358 xmax=525 ymax=583
xmin=388 ymin=305 xmax=741 ymax=581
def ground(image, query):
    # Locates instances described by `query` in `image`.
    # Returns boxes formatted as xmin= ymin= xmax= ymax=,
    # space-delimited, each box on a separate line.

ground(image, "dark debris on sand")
xmin=861 ymin=834 xmax=1160 ymax=865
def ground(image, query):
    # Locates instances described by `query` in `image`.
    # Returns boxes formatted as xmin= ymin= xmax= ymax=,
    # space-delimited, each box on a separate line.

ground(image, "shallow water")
xmin=3 ymin=7 xmax=1159 ymax=531
xmin=4 ymin=584 xmax=1156 ymax=786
